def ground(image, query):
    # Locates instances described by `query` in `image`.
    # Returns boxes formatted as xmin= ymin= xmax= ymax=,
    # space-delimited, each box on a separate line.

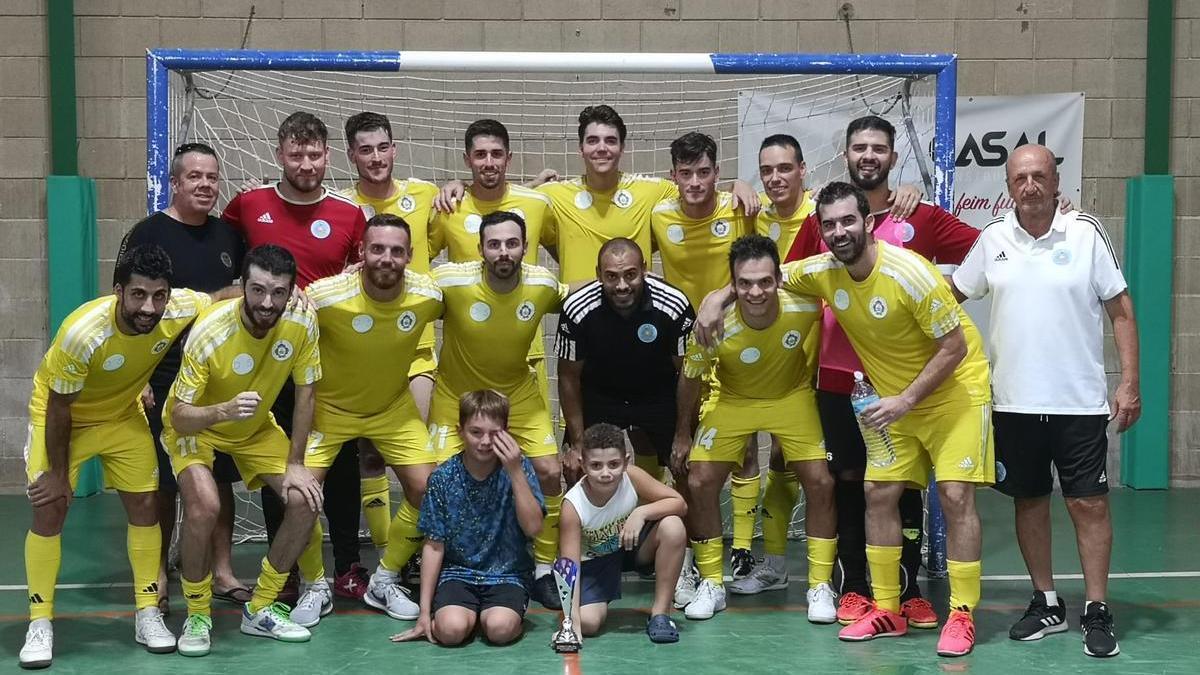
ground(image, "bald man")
xmin=951 ymin=144 xmax=1139 ymax=658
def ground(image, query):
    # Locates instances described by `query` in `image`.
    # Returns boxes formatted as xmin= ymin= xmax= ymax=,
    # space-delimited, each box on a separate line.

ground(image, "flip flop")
xmin=646 ymin=614 xmax=679 ymax=644
xmin=213 ymin=585 xmax=253 ymax=604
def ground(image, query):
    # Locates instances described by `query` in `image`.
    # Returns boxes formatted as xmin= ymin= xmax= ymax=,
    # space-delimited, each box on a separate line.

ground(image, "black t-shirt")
xmin=116 ymin=211 xmax=246 ymax=389
xmin=555 ymin=276 xmax=694 ymax=403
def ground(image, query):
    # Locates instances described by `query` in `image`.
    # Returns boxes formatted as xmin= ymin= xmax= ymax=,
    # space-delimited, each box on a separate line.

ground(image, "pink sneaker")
xmin=837 ymin=592 xmax=873 ymax=625
xmin=936 ymin=610 xmax=976 ymax=657
xmin=838 ymin=606 xmax=908 ymax=641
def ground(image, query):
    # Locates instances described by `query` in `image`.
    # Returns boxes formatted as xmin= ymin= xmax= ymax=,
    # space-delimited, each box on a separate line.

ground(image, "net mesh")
xmin=162 ymin=65 xmax=940 ymax=546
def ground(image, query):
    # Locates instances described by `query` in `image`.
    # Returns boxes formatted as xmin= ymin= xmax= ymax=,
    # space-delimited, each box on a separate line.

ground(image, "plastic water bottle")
xmin=850 ymin=371 xmax=897 ymax=468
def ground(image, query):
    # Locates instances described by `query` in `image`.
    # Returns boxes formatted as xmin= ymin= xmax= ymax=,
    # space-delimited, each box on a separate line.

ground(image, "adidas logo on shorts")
xmin=958 ymin=457 xmax=974 ymax=470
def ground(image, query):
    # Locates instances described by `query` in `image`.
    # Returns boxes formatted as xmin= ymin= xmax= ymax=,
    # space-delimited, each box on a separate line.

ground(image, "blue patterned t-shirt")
xmin=418 ymin=454 xmax=546 ymax=588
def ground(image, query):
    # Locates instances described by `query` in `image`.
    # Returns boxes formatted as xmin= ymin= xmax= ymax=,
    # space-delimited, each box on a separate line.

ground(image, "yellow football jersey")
xmin=756 ymin=189 xmax=814 ymax=257
xmin=783 ymin=241 xmax=990 ymax=412
xmin=429 ymin=184 xmax=555 ymax=265
xmin=650 ymin=191 xmax=754 ymax=309
xmin=167 ymin=298 xmax=321 ymax=445
xmin=433 ymin=261 xmax=566 ymax=394
xmin=28 ymin=289 xmax=211 ymax=425
xmin=539 ymin=173 xmax=677 ymax=283
xmin=683 ymin=290 xmax=820 ymax=401
xmin=307 ymin=269 xmax=443 ymax=417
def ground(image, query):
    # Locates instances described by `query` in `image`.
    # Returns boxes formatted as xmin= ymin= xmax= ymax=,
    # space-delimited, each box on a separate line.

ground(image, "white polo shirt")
xmin=953 ymin=209 xmax=1127 ymax=415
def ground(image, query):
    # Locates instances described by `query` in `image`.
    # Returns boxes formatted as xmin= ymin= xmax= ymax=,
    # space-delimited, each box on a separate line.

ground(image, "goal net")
xmin=148 ymin=50 xmax=957 ymax=567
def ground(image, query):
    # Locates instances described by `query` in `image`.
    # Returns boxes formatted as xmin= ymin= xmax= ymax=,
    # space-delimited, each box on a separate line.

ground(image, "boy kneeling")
xmin=559 ymin=423 xmax=688 ymax=644
xmin=392 ymin=390 xmax=546 ymax=646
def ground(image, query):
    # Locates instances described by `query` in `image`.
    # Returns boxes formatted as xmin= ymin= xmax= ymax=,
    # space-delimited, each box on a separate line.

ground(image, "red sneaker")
xmin=837 ymin=592 xmax=873 ymax=626
xmin=901 ymin=597 xmax=939 ymax=629
xmin=838 ymin=606 xmax=907 ymax=642
xmin=936 ymin=610 xmax=976 ymax=657
xmin=334 ymin=562 xmax=371 ymax=600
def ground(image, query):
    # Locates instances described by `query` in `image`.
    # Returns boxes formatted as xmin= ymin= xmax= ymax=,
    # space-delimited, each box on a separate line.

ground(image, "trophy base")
xmin=552 ymin=641 xmax=582 ymax=654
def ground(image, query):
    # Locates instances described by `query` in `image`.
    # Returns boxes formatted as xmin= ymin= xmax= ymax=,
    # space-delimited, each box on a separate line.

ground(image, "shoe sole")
xmin=937 ymin=645 xmax=974 ymax=657
xmin=684 ymin=606 xmax=726 ymax=621
xmin=18 ymin=658 xmax=51 ymax=670
xmin=729 ymin=580 xmax=789 ymax=596
xmin=907 ymin=618 xmax=940 ymax=630
xmin=136 ymin=636 xmax=178 ymax=654
xmin=838 ymin=615 xmax=867 ymax=626
xmin=808 ymin=612 xmax=838 ymax=624
xmin=363 ymin=592 xmax=419 ymax=620
xmin=1083 ymin=641 xmax=1120 ymax=657
xmin=839 ymin=630 xmax=906 ymax=642
xmin=239 ymin=625 xmax=311 ymax=642
xmin=177 ymin=645 xmax=210 ymax=657
xmin=1011 ymin=621 xmax=1069 ymax=641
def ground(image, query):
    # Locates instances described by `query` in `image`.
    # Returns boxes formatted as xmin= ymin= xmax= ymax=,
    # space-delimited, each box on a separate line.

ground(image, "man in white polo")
xmin=951 ymin=144 xmax=1140 ymax=659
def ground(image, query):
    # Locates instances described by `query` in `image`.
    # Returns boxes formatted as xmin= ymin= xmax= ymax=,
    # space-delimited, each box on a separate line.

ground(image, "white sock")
xmin=1042 ymin=590 xmax=1058 ymax=606
xmin=535 ymin=563 xmax=552 ymax=579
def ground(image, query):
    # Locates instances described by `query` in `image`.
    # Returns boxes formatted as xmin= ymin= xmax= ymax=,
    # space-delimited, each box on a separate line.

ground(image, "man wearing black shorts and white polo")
xmin=952 ymin=144 xmax=1141 ymax=658
xmin=556 ymin=237 xmax=695 ymax=484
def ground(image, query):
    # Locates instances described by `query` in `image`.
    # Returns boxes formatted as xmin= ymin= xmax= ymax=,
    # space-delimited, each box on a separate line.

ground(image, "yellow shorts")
xmin=408 ymin=345 xmax=438 ymax=380
xmin=307 ymin=394 xmax=434 ymax=469
xmin=691 ymin=388 xmax=825 ymax=465
xmin=427 ymin=378 xmax=558 ymax=463
xmin=868 ymin=403 xmax=995 ymax=488
xmin=24 ymin=415 xmax=158 ymax=493
xmin=164 ymin=419 xmax=289 ymax=491
xmin=532 ymin=357 xmax=551 ymax=411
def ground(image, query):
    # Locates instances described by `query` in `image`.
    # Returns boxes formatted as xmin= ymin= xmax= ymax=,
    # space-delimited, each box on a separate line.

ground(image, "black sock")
xmin=834 ymin=477 xmax=870 ymax=596
xmin=899 ymin=488 xmax=925 ymax=601
xmin=325 ymin=440 xmax=363 ymax=577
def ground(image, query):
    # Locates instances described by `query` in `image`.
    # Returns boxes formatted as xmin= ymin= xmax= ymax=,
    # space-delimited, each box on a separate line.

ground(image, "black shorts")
xmin=993 ymin=412 xmax=1110 ymax=499
xmin=432 ymin=580 xmax=529 ymax=616
xmin=148 ymin=382 xmax=241 ymax=491
xmin=583 ymin=391 xmax=676 ymax=466
xmin=816 ymin=390 xmax=866 ymax=474
xmin=579 ymin=520 xmax=658 ymax=605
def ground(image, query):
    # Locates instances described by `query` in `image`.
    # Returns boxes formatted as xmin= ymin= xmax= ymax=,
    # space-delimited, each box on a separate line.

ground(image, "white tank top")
xmin=564 ymin=474 xmax=639 ymax=561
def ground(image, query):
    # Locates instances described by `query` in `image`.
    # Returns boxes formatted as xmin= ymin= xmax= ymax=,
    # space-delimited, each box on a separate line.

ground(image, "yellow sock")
xmin=181 ymin=573 xmax=213 ymax=617
xmin=380 ymin=500 xmax=423 ymax=572
xmin=761 ymin=469 xmax=799 ymax=556
xmin=360 ymin=474 xmax=391 ymax=550
xmin=806 ymin=535 xmax=837 ymax=587
xmin=127 ymin=523 xmax=161 ymax=610
xmin=947 ymin=559 xmax=982 ymax=614
xmin=249 ymin=557 xmax=288 ymax=613
xmin=25 ymin=531 xmax=61 ymax=620
xmin=729 ymin=473 xmax=760 ymax=551
xmin=633 ymin=453 xmax=666 ymax=482
xmin=866 ymin=544 xmax=902 ymax=612
xmin=691 ymin=537 xmax=724 ymax=585
xmin=533 ymin=492 xmax=562 ymax=565
xmin=296 ymin=521 xmax=326 ymax=583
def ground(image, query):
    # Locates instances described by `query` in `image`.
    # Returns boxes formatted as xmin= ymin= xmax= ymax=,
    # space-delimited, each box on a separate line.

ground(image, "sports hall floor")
xmin=0 ymin=487 xmax=1194 ymax=674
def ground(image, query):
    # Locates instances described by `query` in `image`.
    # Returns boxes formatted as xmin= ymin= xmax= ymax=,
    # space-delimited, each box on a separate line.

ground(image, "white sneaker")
xmin=19 ymin=618 xmax=52 ymax=669
xmin=290 ymin=579 xmax=333 ymax=628
xmin=177 ymin=614 xmax=212 ymax=657
xmin=673 ymin=564 xmax=699 ymax=609
xmin=134 ymin=606 xmax=177 ymax=653
xmin=728 ymin=562 xmax=789 ymax=595
xmin=239 ymin=602 xmax=311 ymax=642
xmin=684 ymin=580 xmax=727 ymax=620
xmin=363 ymin=571 xmax=419 ymax=620
xmin=806 ymin=582 xmax=838 ymax=624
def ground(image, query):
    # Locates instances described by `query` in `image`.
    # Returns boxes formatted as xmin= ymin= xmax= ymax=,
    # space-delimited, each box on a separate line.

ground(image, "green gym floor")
xmin=0 ymin=488 xmax=1196 ymax=674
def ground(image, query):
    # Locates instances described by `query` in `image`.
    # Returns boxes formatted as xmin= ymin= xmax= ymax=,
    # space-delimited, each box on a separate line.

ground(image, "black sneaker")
xmin=532 ymin=572 xmax=562 ymax=610
xmin=730 ymin=548 xmax=756 ymax=581
xmin=401 ymin=552 xmax=422 ymax=587
xmin=1009 ymin=591 xmax=1068 ymax=640
xmin=1081 ymin=601 xmax=1120 ymax=657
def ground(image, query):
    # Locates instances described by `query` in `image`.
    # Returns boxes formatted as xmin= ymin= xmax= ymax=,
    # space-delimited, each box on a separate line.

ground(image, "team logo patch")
xmin=399 ymin=195 xmax=416 ymax=213
xmin=739 ymin=347 xmax=761 ymax=364
xmin=271 ymin=339 xmax=294 ymax=361
xmin=899 ymin=221 xmax=915 ymax=243
xmin=637 ymin=323 xmax=658 ymax=343
xmin=352 ymin=314 xmax=374 ymax=333
xmin=464 ymin=213 xmax=482 ymax=234
xmin=470 ymin=301 xmax=491 ymax=322
xmin=397 ymin=310 xmax=417 ymax=332
xmin=232 ymin=353 xmax=255 ymax=375
xmin=833 ymin=288 xmax=850 ymax=311
xmin=102 ymin=354 xmax=125 ymax=371
xmin=574 ymin=191 xmax=594 ymax=209
xmin=869 ymin=296 xmax=889 ymax=319
xmin=360 ymin=204 xmax=376 ymax=219
xmin=711 ymin=219 xmax=731 ymax=238
xmin=666 ymin=224 xmax=685 ymax=244
xmin=1052 ymin=248 xmax=1071 ymax=265
xmin=310 ymin=219 xmax=332 ymax=240
xmin=613 ymin=189 xmax=633 ymax=208
xmin=151 ymin=339 xmax=169 ymax=354
xmin=220 ymin=252 xmax=233 ymax=269
xmin=767 ymin=222 xmax=781 ymax=241
xmin=782 ymin=330 xmax=801 ymax=349
xmin=516 ymin=300 xmax=536 ymax=322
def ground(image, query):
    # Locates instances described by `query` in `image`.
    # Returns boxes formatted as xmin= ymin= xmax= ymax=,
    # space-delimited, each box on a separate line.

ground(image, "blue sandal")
xmin=646 ymin=614 xmax=679 ymax=643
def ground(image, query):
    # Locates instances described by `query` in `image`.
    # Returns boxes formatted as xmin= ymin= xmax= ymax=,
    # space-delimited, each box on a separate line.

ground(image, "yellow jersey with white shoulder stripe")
xmin=683 ymin=290 xmax=821 ymax=401
xmin=28 ymin=289 xmax=211 ymax=425
xmin=167 ymin=298 xmax=321 ymax=445
xmin=429 ymin=184 xmax=555 ymax=265
xmin=783 ymin=241 xmax=990 ymax=412
xmin=650 ymin=191 xmax=754 ymax=309
xmin=433 ymin=261 xmax=567 ymax=394
xmin=756 ymin=190 xmax=814 ymax=258
xmin=539 ymin=172 xmax=678 ymax=283
xmin=307 ymin=270 xmax=443 ymax=417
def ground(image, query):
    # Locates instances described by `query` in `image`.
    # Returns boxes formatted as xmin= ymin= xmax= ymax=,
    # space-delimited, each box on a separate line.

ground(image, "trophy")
xmin=550 ymin=557 xmax=582 ymax=653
